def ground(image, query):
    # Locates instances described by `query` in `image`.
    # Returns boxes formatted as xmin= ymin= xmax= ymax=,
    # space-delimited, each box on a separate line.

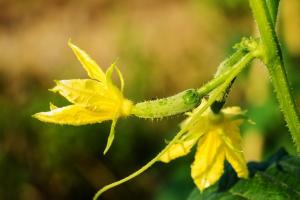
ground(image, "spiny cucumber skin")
xmin=132 ymin=89 xmax=201 ymax=119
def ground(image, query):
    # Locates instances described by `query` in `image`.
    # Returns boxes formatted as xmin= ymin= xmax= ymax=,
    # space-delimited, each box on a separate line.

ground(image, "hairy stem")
xmin=249 ymin=0 xmax=300 ymax=151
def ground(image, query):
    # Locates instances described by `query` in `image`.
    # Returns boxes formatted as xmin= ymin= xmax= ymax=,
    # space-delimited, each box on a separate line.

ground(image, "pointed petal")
xmin=51 ymin=79 xmax=118 ymax=109
xmin=224 ymin=127 xmax=248 ymax=178
xmin=104 ymin=63 xmax=124 ymax=98
xmin=223 ymin=106 xmax=246 ymax=122
xmin=222 ymin=106 xmax=243 ymax=115
xmin=191 ymin=130 xmax=225 ymax=191
xmin=104 ymin=62 xmax=125 ymax=92
xmin=68 ymin=40 xmax=106 ymax=82
xmin=49 ymin=102 xmax=58 ymax=110
xmin=105 ymin=62 xmax=117 ymax=88
xmin=33 ymin=105 xmax=113 ymax=125
xmin=159 ymin=135 xmax=198 ymax=163
xmin=192 ymin=149 xmax=225 ymax=191
xmin=103 ymin=119 xmax=117 ymax=155
xmin=105 ymin=62 xmax=115 ymax=81
xmin=225 ymin=147 xmax=248 ymax=178
xmin=114 ymin=65 xmax=125 ymax=92
xmin=222 ymin=121 xmax=244 ymax=151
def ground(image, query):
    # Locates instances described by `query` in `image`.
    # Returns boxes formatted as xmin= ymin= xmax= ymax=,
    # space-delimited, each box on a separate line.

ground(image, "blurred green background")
xmin=0 ymin=0 xmax=300 ymax=199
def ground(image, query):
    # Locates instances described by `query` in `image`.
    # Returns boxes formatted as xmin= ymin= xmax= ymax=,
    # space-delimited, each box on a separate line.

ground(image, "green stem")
xmin=210 ymin=49 xmax=247 ymax=113
xmin=249 ymin=0 xmax=278 ymax=62
xmin=210 ymin=37 xmax=261 ymax=113
xmin=93 ymin=128 xmax=185 ymax=200
xmin=249 ymin=0 xmax=300 ymax=151
xmin=190 ymin=53 xmax=255 ymax=127
xmin=265 ymin=0 xmax=280 ymax=25
xmin=214 ymin=49 xmax=247 ymax=77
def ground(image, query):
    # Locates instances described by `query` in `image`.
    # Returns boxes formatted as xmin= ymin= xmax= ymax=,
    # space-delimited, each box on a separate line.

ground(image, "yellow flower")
xmin=159 ymin=102 xmax=248 ymax=191
xmin=33 ymin=41 xmax=133 ymax=154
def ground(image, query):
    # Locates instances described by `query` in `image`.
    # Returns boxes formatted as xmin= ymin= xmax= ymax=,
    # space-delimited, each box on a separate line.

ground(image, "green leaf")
xmin=231 ymin=171 xmax=300 ymax=200
xmin=188 ymin=185 xmax=247 ymax=200
xmin=188 ymin=149 xmax=300 ymax=200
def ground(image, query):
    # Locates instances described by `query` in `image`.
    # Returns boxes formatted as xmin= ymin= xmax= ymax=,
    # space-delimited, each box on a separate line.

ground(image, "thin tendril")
xmin=93 ymin=128 xmax=186 ymax=200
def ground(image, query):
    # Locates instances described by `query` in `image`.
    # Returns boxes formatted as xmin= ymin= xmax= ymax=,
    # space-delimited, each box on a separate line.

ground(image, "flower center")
xmin=121 ymin=99 xmax=133 ymax=116
xmin=208 ymin=110 xmax=224 ymax=124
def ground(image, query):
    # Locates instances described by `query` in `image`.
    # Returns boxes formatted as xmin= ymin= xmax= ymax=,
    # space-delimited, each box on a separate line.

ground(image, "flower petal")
xmin=222 ymin=106 xmax=243 ymax=115
xmin=159 ymin=136 xmax=198 ymax=163
xmin=225 ymin=147 xmax=248 ymax=178
xmin=224 ymin=126 xmax=248 ymax=178
xmin=49 ymin=102 xmax=58 ymax=110
xmin=105 ymin=63 xmax=125 ymax=92
xmin=33 ymin=105 xmax=113 ymax=125
xmin=103 ymin=118 xmax=117 ymax=155
xmin=191 ymin=130 xmax=225 ymax=191
xmin=222 ymin=106 xmax=246 ymax=122
xmin=51 ymin=79 xmax=119 ymax=110
xmin=68 ymin=41 xmax=106 ymax=82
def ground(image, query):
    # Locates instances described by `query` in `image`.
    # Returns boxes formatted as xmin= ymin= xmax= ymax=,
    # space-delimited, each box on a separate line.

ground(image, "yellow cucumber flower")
xmin=159 ymin=102 xmax=248 ymax=191
xmin=33 ymin=41 xmax=133 ymax=154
